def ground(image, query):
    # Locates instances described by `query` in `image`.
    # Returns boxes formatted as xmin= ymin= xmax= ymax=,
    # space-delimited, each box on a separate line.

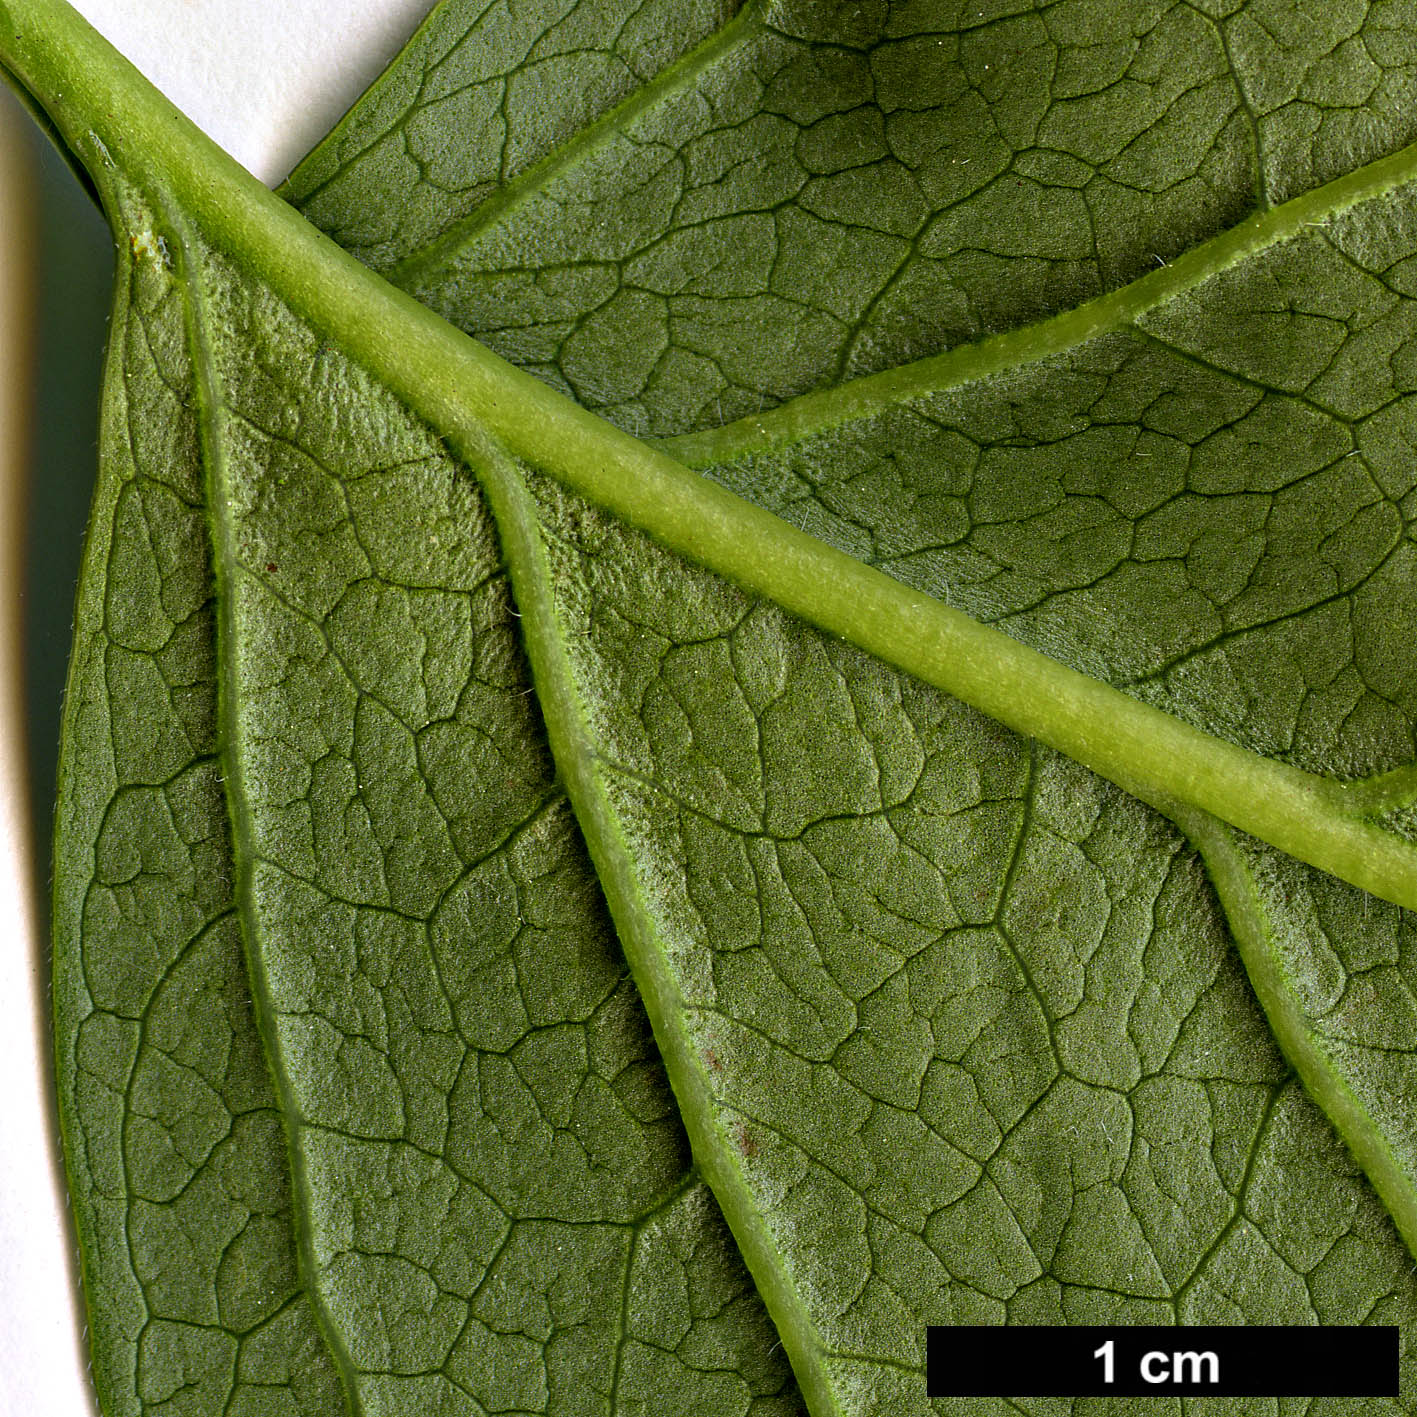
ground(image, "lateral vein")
xmin=381 ymin=0 xmax=764 ymax=293
xmin=175 ymin=205 xmax=366 ymax=1417
xmin=463 ymin=431 xmax=848 ymax=1417
xmin=1179 ymin=806 xmax=1417 ymax=1261
xmin=659 ymin=139 xmax=1417 ymax=468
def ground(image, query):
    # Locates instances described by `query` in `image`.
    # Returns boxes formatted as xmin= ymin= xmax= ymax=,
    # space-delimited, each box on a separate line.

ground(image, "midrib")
xmin=8 ymin=0 xmax=1415 ymax=916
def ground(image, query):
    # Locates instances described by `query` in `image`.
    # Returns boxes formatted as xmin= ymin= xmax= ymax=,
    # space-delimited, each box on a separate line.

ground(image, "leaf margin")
xmin=8 ymin=2 xmax=1417 ymax=1405
xmin=6 ymin=0 xmax=1417 ymax=915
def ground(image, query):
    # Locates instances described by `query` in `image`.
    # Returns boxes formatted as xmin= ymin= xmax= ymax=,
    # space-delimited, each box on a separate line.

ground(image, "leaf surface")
xmin=195 ymin=221 xmax=798 ymax=1416
xmin=10 ymin=0 xmax=1417 ymax=1413
xmin=285 ymin=0 xmax=1417 ymax=434
xmin=49 ymin=172 xmax=347 ymax=1417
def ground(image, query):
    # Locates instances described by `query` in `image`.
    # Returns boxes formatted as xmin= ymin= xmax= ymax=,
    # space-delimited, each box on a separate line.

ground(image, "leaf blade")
xmin=50 ymin=169 xmax=348 ymax=1417
xmin=130 ymin=154 xmax=803 ymax=1417
xmin=14 ymin=0 xmax=1414 ymax=912
xmin=510 ymin=465 xmax=1417 ymax=1408
xmin=17 ymin=0 xmax=1417 ymax=1411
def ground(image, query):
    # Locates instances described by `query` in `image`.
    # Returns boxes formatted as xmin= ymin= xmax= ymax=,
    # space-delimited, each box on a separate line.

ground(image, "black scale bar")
xmin=926 ymin=1325 xmax=1400 ymax=1398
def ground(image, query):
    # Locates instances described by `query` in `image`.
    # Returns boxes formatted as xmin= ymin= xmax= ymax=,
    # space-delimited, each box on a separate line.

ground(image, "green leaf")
xmin=11 ymin=0 xmax=1417 ymax=1412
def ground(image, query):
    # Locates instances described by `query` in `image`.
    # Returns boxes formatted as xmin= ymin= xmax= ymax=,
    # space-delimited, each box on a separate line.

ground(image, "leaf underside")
xmin=29 ymin=0 xmax=1417 ymax=1414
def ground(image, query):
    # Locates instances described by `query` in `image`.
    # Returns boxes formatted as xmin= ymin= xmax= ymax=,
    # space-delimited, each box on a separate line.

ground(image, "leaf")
xmin=9 ymin=0 xmax=1417 ymax=1413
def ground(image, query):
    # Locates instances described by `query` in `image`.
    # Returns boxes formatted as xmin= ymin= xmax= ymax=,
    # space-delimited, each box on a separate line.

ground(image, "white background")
xmin=0 ymin=4 xmax=428 ymax=1413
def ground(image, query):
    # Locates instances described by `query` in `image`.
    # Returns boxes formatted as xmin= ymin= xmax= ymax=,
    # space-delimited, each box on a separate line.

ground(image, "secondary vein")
xmin=176 ymin=203 xmax=366 ymax=1417
xmin=1178 ymin=806 xmax=1417 ymax=1261
xmin=659 ymin=139 xmax=1417 ymax=468
xmin=465 ymin=431 xmax=848 ymax=1417
xmin=380 ymin=0 xmax=764 ymax=293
